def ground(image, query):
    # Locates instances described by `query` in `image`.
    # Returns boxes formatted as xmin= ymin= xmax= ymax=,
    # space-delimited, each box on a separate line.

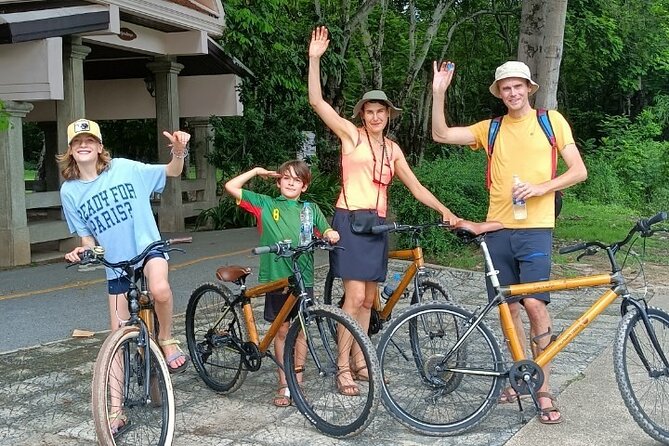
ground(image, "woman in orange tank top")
xmin=308 ymin=26 xmax=461 ymax=396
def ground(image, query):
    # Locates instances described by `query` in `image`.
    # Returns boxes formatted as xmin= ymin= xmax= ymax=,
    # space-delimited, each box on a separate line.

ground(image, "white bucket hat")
xmin=489 ymin=61 xmax=539 ymax=98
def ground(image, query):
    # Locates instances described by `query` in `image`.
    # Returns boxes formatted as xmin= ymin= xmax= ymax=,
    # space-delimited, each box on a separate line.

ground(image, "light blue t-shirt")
xmin=60 ymin=158 xmax=167 ymax=279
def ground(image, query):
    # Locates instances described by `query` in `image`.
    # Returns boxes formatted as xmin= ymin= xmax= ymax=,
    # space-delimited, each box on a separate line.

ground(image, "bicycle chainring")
xmin=241 ymin=341 xmax=262 ymax=371
xmin=508 ymin=359 xmax=544 ymax=396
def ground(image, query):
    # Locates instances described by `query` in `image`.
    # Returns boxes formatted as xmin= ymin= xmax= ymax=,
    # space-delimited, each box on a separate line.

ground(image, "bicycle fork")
xmin=623 ymin=297 xmax=669 ymax=376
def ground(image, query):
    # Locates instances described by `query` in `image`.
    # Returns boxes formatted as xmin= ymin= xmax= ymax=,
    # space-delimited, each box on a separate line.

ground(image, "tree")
xmin=518 ymin=0 xmax=568 ymax=110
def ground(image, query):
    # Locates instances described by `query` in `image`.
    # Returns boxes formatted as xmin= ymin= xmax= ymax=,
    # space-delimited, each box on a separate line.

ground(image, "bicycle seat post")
xmin=479 ymin=239 xmax=502 ymax=289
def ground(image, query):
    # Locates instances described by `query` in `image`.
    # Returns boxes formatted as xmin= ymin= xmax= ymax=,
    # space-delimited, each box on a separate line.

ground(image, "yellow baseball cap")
xmin=67 ymin=119 xmax=102 ymax=144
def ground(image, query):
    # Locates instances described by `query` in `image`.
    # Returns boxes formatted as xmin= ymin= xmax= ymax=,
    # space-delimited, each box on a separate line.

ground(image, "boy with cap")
xmin=59 ymin=119 xmax=191 ymax=385
xmin=225 ymin=160 xmax=339 ymax=406
xmin=431 ymin=61 xmax=587 ymax=424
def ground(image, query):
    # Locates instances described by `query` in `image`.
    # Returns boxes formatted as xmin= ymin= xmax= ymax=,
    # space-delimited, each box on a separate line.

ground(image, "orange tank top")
xmin=336 ymin=131 xmax=396 ymax=217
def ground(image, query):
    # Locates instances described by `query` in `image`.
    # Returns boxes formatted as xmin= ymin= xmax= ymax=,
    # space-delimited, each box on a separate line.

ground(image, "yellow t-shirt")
xmin=468 ymin=109 xmax=575 ymax=229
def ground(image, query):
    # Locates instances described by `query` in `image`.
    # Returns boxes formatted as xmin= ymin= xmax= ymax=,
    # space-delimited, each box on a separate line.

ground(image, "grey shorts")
xmin=483 ymin=228 xmax=553 ymax=304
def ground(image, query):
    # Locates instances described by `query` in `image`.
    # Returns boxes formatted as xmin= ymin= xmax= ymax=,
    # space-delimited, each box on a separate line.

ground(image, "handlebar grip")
xmin=647 ymin=211 xmax=668 ymax=226
xmin=558 ymin=242 xmax=588 ymax=254
xmin=169 ymin=237 xmax=193 ymax=245
xmin=371 ymin=223 xmax=398 ymax=234
xmin=252 ymin=243 xmax=280 ymax=255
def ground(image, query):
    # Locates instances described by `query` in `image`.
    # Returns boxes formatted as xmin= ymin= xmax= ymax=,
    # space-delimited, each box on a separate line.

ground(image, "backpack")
xmin=487 ymin=108 xmax=563 ymax=217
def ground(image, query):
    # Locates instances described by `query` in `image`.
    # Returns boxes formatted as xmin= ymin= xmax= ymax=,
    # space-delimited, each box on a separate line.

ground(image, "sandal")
xmin=158 ymin=338 xmax=190 ymax=374
xmin=498 ymin=386 xmax=531 ymax=404
xmin=273 ymin=385 xmax=291 ymax=407
xmin=336 ymin=368 xmax=360 ymax=396
xmin=352 ymin=365 xmax=370 ymax=382
xmin=536 ymin=391 xmax=563 ymax=424
xmin=352 ymin=364 xmax=389 ymax=384
xmin=109 ymin=411 xmax=130 ymax=438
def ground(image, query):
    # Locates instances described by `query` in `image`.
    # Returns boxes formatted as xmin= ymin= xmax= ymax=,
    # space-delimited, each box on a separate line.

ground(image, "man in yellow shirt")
xmin=431 ymin=60 xmax=587 ymax=424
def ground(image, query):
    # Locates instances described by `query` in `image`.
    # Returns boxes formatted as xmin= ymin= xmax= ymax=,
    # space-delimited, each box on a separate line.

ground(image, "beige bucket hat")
xmin=489 ymin=61 xmax=539 ymax=98
xmin=351 ymin=90 xmax=402 ymax=119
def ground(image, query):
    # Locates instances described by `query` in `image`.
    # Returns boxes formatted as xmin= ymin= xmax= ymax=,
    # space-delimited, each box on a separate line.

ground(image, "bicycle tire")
xmin=613 ymin=306 xmax=669 ymax=444
xmin=185 ymin=283 xmax=249 ymax=393
xmin=92 ymin=326 xmax=175 ymax=446
xmin=284 ymin=304 xmax=381 ymax=438
xmin=376 ymin=301 xmax=504 ymax=436
xmin=323 ymin=269 xmax=343 ymax=307
xmin=410 ymin=275 xmax=450 ymax=305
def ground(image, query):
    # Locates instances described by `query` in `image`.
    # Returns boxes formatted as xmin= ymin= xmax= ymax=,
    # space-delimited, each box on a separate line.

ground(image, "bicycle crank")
xmin=241 ymin=342 xmax=262 ymax=371
xmin=508 ymin=359 xmax=544 ymax=396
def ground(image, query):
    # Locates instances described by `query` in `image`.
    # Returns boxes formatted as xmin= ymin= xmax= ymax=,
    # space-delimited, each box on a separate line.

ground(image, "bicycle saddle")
xmin=452 ymin=220 xmax=504 ymax=241
xmin=216 ymin=266 xmax=252 ymax=282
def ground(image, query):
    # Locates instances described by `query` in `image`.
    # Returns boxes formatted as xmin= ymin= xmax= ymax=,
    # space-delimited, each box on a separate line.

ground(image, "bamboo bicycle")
xmin=74 ymin=238 xmax=192 ymax=446
xmin=375 ymin=214 xmax=669 ymax=443
xmin=185 ymin=238 xmax=381 ymax=438
xmin=323 ymin=222 xmax=450 ymax=335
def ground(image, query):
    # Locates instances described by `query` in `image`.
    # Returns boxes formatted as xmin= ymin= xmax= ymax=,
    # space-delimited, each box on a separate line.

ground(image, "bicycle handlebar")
xmin=71 ymin=237 xmax=192 ymax=269
xmin=558 ymin=212 xmax=667 ymax=255
xmin=251 ymin=238 xmax=340 ymax=258
xmin=371 ymin=221 xmax=450 ymax=235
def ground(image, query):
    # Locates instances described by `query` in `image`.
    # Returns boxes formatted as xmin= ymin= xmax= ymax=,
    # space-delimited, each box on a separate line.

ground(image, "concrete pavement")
xmin=0 ymin=228 xmax=667 ymax=445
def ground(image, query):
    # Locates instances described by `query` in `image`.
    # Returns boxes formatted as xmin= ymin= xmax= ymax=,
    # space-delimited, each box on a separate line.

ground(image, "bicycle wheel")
xmin=284 ymin=304 xmax=381 ymax=438
xmin=323 ymin=269 xmax=344 ymax=307
xmin=613 ymin=306 xmax=669 ymax=444
xmin=409 ymin=281 xmax=462 ymax=393
xmin=377 ymin=301 xmax=504 ymax=436
xmin=185 ymin=283 xmax=249 ymax=393
xmin=410 ymin=275 xmax=450 ymax=305
xmin=92 ymin=326 xmax=175 ymax=445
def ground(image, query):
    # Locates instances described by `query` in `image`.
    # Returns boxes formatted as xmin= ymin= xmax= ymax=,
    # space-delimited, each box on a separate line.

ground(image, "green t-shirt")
xmin=239 ymin=189 xmax=331 ymax=286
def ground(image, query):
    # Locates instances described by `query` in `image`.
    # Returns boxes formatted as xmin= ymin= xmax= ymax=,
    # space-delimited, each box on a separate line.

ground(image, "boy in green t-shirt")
xmin=225 ymin=160 xmax=339 ymax=407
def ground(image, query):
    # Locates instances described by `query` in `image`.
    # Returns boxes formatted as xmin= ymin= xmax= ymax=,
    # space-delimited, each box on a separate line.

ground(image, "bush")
xmin=196 ymin=164 xmax=339 ymax=230
xmin=389 ymin=150 xmax=488 ymax=262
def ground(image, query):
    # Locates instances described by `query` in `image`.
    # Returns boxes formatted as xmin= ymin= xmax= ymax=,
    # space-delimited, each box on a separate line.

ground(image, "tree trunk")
xmin=518 ymin=0 xmax=568 ymax=110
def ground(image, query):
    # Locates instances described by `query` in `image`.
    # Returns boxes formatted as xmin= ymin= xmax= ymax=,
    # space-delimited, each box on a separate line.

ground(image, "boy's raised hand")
xmin=163 ymin=130 xmax=191 ymax=154
xmin=432 ymin=60 xmax=456 ymax=95
xmin=256 ymin=167 xmax=281 ymax=179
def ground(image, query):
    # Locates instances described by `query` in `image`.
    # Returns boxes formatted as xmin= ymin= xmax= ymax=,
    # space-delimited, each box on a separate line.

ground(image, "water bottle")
xmin=380 ymin=272 xmax=401 ymax=301
xmin=512 ymin=174 xmax=527 ymax=220
xmin=299 ymin=201 xmax=313 ymax=246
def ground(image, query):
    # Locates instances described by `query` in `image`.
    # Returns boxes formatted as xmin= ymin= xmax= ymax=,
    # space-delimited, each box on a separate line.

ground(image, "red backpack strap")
xmin=536 ymin=109 xmax=558 ymax=179
xmin=486 ymin=116 xmax=503 ymax=189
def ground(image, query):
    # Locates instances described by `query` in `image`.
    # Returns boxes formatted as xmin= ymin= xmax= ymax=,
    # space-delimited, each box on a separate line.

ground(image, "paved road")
xmin=0 ymin=229 xmax=666 ymax=445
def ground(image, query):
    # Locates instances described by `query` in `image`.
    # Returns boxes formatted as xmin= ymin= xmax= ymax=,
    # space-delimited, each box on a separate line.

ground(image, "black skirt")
xmin=328 ymin=208 xmax=388 ymax=282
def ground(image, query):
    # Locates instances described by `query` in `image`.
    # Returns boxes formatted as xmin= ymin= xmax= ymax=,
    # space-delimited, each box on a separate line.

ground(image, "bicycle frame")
xmin=443 ymin=231 xmax=669 ymax=376
xmin=212 ymin=242 xmax=329 ymax=366
xmin=376 ymin=244 xmax=426 ymax=319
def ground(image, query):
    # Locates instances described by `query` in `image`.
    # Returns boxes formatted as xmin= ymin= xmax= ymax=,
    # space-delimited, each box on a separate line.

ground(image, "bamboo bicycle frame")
xmin=484 ymin=236 xmax=624 ymax=368
xmin=238 ymin=277 xmax=295 ymax=354
xmin=374 ymin=246 xmax=425 ymax=320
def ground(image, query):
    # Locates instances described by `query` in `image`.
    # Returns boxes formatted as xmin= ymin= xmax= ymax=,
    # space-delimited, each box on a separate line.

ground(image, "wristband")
xmin=170 ymin=146 xmax=189 ymax=159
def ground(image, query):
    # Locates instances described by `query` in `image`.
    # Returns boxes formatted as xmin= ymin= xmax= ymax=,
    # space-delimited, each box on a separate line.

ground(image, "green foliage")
xmin=99 ymin=120 xmax=157 ymax=162
xmin=577 ymin=95 xmax=669 ymax=210
xmin=388 ymin=150 xmax=488 ymax=261
xmin=0 ymin=100 xmax=8 ymax=132
xmin=196 ymin=163 xmax=339 ymax=230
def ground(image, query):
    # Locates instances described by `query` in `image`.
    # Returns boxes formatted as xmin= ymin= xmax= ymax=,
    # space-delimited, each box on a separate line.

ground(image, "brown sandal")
xmin=536 ymin=391 xmax=563 ymax=424
xmin=336 ymin=368 xmax=360 ymax=396
xmin=273 ymin=385 xmax=291 ymax=407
